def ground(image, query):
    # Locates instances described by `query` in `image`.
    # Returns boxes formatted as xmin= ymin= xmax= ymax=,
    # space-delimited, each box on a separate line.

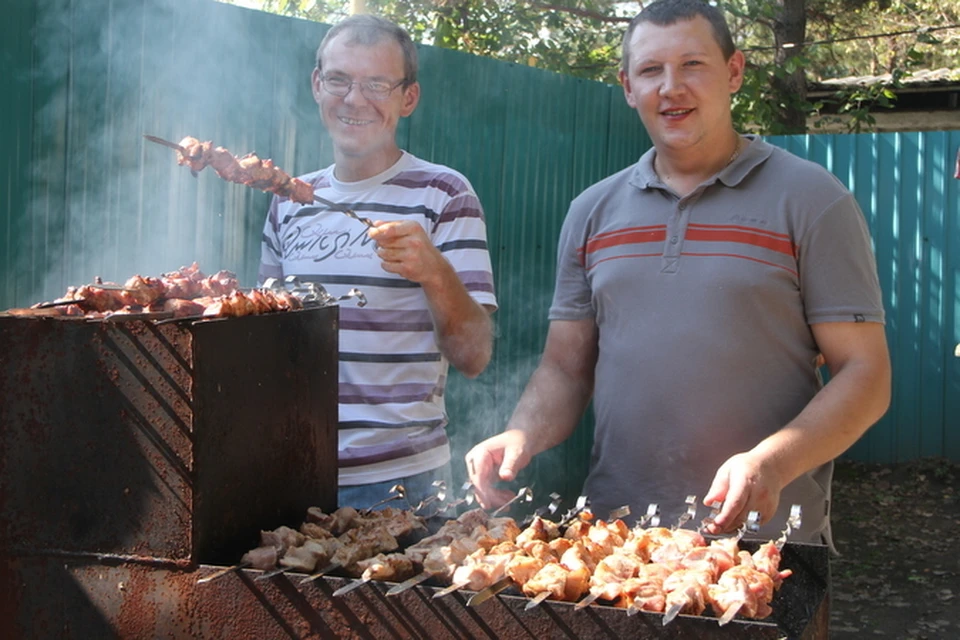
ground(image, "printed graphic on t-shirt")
xmin=281 ymin=218 xmax=377 ymax=264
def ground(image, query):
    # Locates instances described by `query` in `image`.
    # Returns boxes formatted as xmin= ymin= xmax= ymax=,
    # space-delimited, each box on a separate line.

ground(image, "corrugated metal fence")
xmin=768 ymin=133 xmax=960 ymax=466
xmin=2 ymin=0 xmax=958 ymax=503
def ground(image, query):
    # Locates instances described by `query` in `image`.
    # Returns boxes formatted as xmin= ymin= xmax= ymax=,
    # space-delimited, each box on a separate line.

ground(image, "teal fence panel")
xmin=768 ymin=131 xmax=960 ymax=463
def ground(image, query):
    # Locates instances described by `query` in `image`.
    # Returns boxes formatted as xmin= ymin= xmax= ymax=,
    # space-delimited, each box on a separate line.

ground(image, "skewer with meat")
xmin=173 ymin=136 xmax=315 ymax=204
xmin=520 ymin=540 xmax=594 ymax=607
xmin=704 ymin=540 xmax=794 ymax=624
xmin=618 ymin=561 xmax=677 ymax=614
xmin=707 ymin=560 xmax=777 ymax=624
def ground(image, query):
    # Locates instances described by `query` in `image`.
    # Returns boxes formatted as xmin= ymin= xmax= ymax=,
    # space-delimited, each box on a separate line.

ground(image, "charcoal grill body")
xmin=0 ymin=307 xmax=339 ymax=636
xmin=0 ymin=306 xmax=829 ymax=639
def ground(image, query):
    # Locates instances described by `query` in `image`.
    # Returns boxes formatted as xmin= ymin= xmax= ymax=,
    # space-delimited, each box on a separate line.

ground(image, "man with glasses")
xmin=258 ymin=15 xmax=497 ymax=511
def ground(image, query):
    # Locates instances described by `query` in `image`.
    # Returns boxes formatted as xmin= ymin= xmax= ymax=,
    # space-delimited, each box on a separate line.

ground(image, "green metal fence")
xmin=2 ymin=0 xmax=958 ymax=505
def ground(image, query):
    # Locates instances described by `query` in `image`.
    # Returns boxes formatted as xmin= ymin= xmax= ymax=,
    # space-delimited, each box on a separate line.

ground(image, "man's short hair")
xmin=621 ymin=0 xmax=736 ymax=72
xmin=316 ymin=15 xmax=418 ymax=85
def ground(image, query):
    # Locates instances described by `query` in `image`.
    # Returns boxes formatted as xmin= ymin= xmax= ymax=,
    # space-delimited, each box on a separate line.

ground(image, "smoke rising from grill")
xmin=13 ymin=0 xmax=330 ymax=306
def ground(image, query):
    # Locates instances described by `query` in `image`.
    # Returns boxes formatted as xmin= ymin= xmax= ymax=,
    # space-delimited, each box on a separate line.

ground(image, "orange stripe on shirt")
xmin=581 ymin=227 xmax=667 ymax=257
xmin=685 ymin=226 xmax=795 ymax=256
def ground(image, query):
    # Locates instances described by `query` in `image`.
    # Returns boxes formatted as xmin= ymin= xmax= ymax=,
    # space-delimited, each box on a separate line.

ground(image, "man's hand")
xmin=702 ymin=451 xmax=785 ymax=535
xmin=464 ymin=430 xmax=533 ymax=509
xmin=368 ymin=220 xmax=443 ymax=285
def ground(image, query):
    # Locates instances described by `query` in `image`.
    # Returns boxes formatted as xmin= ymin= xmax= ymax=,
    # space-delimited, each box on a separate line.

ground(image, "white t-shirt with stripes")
xmin=259 ymin=152 xmax=497 ymax=485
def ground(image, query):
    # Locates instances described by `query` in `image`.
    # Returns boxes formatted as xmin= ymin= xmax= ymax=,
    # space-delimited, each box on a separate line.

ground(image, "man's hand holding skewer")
xmin=465 ymin=430 xmax=533 ymax=510
xmin=702 ymin=451 xmax=784 ymax=536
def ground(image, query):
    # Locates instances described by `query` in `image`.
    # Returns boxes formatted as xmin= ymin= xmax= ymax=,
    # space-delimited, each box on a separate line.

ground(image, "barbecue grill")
xmin=0 ymin=305 xmax=829 ymax=639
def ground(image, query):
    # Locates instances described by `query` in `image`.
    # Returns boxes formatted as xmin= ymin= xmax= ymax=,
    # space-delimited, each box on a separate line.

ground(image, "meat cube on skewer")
xmin=449 ymin=549 xmax=515 ymax=592
xmin=260 ymin=526 xmax=305 ymax=556
xmin=747 ymin=541 xmax=793 ymax=588
xmin=241 ymin=545 xmax=279 ymax=571
xmin=707 ymin=563 xmax=777 ymax=624
xmin=280 ymin=538 xmax=334 ymax=573
xmin=356 ymin=553 xmax=416 ymax=582
xmin=618 ymin=562 xmax=676 ymax=614
xmin=661 ymin=567 xmax=714 ymax=623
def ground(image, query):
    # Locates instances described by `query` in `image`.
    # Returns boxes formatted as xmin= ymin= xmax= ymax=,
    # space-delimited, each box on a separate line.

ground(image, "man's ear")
xmin=728 ymin=50 xmax=746 ymax=93
xmin=400 ymin=81 xmax=421 ymax=117
xmin=311 ymin=68 xmax=323 ymax=104
xmin=619 ymin=69 xmax=637 ymax=109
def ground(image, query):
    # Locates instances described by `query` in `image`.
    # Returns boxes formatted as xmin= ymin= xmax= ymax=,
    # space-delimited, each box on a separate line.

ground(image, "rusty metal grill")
xmin=0 ymin=306 xmax=828 ymax=639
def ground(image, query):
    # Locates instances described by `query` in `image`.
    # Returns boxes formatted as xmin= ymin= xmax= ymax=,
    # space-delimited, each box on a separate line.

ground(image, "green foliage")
xmin=216 ymin=0 xmax=957 ymax=134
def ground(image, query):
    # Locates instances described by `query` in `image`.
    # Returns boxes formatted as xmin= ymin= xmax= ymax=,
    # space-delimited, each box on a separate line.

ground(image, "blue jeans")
xmin=337 ymin=463 xmax=454 ymax=513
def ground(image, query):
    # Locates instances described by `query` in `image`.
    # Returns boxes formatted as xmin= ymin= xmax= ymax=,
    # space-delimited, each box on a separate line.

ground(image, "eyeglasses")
xmin=319 ymin=75 xmax=407 ymax=101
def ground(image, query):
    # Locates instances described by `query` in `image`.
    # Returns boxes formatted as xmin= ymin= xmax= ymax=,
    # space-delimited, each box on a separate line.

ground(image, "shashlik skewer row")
xmin=223 ymin=497 xmax=798 ymax=626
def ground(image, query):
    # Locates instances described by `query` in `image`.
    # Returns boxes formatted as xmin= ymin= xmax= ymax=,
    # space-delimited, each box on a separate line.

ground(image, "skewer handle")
xmin=492 ymin=486 xmax=533 ymax=516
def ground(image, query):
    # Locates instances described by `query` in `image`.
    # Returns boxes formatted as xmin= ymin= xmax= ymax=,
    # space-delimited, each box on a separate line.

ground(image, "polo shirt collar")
xmin=631 ymin=134 xmax=774 ymax=191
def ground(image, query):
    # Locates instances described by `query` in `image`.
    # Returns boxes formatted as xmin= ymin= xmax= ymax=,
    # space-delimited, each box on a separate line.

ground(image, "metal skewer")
xmin=299 ymin=562 xmax=342 ymax=585
xmin=466 ymin=576 xmax=513 ymax=607
xmin=558 ymin=495 xmax=591 ymax=528
xmin=697 ymin=500 xmax=723 ymax=532
xmin=331 ymin=577 xmax=372 ymax=597
xmin=35 ymin=299 xmax=84 ymax=309
xmin=492 ymin=486 xmax=533 ymax=517
xmin=637 ymin=503 xmax=660 ymax=528
xmin=520 ymin=492 xmax=563 ymax=528
xmin=431 ymin=581 xmax=469 ymax=599
xmin=662 ymin=602 xmax=684 ymax=626
xmin=420 ymin=481 xmax=477 ymax=520
xmin=673 ymin=495 xmax=698 ymax=530
xmin=313 ymin=194 xmax=375 ymax=228
xmin=574 ymin=591 xmax=602 ymax=610
xmin=143 ymin=133 xmax=188 ymax=155
xmin=775 ymin=504 xmax=803 ymax=550
xmin=386 ymin=571 xmax=439 ymax=596
xmin=363 ymin=484 xmax=407 ymax=513
xmin=524 ymin=591 xmax=551 ymax=610
xmin=196 ymin=562 xmax=251 ymax=584
xmin=608 ymin=505 xmax=631 ymax=521
xmin=254 ymin=566 xmax=292 ymax=582
xmin=411 ymin=480 xmax=448 ymax=515
xmin=718 ymin=600 xmax=743 ymax=626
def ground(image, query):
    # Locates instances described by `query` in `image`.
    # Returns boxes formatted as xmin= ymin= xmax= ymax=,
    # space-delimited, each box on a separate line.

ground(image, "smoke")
xmin=13 ymin=0 xmax=330 ymax=305
xmin=445 ymin=270 xmax=592 ymax=504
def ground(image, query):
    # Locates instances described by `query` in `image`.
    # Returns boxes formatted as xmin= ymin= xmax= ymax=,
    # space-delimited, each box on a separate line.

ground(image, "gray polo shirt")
xmin=550 ymin=136 xmax=884 ymax=543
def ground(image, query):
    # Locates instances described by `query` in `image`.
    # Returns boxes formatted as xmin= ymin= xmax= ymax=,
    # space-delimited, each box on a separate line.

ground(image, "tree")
xmin=220 ymin=0 xmax=958 ymax=134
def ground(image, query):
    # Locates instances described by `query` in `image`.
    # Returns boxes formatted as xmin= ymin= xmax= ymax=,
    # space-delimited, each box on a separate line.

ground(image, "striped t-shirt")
xmin=259 ymin=152 xmax=497 ymax=485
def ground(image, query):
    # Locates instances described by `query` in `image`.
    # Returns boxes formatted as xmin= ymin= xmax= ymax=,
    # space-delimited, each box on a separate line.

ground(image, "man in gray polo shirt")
xmin=465 ymin=0 xmax=891 ymax=545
